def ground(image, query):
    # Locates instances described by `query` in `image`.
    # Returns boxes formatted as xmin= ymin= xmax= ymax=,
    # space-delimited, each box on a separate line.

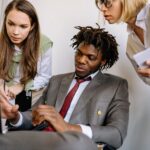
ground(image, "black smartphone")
xmin=15 ymin=90 xmax=32 ymax=112
xmin=32 ymin=121 xmax=49 ymax=131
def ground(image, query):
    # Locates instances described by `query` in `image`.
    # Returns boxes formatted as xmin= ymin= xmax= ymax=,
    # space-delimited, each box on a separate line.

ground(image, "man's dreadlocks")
xmin=71 ymin=24 xmax=119 ymax=70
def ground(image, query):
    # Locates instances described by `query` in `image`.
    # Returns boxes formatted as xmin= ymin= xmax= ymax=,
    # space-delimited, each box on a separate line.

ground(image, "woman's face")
xmin=98 ymin=0 xmax=122 ymax=24
xmin=6 ymin=9 xmax=32 ymax=47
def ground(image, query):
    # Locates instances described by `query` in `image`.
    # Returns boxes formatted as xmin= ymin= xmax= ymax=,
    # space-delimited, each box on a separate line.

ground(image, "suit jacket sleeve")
xmin=91 ymin=79 xmax=129 ymax=149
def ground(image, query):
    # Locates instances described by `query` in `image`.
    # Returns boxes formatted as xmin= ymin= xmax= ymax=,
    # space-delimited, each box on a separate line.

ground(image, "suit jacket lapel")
xmin=70 ymin=71 xmax=105 ymax=120
xmin=55 ymin=73 xmax=75 ymax=111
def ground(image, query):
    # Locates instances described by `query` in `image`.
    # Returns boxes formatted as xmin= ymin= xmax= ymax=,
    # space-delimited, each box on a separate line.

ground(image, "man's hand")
xmin=32 ymin=105 xmax=81 ymax=132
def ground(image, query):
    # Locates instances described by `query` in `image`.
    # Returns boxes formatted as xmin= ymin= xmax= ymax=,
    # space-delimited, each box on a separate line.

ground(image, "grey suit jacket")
xmin=16 ymin=71 xmax=129 ymax=149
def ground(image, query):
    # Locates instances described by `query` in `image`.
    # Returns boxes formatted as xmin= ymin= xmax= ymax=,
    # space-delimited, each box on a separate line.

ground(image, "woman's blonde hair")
xmin=95 ymin=0 xmax=148 ymax=22
xmin=120 ymin=0 xmax=148 ymax=22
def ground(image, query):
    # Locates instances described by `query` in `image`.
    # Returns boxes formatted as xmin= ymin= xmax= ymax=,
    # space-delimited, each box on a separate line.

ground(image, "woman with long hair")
xmin=0 ymin=0 xmax=52 ymax=106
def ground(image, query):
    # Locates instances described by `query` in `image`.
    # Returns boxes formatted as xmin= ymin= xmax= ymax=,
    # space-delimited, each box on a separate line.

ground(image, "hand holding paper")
xmin=137 ymin=63 xmax=150 ymax=77
xmin=133 ymin=48 xmax=150 ymax=77
xmin=133 ymin=48 xmax=150 ymax=68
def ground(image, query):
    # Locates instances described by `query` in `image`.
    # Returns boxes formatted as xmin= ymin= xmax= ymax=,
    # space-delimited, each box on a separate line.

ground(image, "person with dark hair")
xmin=72 ymin=25 xmax=119 ymax=70
xmin=0 ymin=0 xmax=52 ymax=105
xmin=0 ymin=25 xmax=129 ymax=150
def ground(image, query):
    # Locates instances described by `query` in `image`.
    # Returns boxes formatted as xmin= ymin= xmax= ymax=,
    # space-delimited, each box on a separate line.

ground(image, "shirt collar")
xmin=75 ymin=70 xmax=99 ymax=80
xmin=90 ymin=70 xmax=99 ymax=79
xmin=14 ymin=45 xmax=21 ymax=52
xmin=135 ymin=4 xmax=148 ymax=31
xmin=127 ymin=4 xmax=149 ymax=33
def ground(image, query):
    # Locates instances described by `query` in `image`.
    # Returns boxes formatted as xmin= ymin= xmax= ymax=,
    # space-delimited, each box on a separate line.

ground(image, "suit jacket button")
xmin=97 ymin=110 xmax=102 ymax=116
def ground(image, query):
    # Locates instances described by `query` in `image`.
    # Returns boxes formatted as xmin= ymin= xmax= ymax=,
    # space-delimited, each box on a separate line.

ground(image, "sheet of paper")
xmin=133 ymin=48 xmax=150 ymax=68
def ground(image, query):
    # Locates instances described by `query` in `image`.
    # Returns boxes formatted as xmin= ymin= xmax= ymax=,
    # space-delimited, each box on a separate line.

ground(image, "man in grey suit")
xmin=0 ymin=25 xmax=129 ymax=150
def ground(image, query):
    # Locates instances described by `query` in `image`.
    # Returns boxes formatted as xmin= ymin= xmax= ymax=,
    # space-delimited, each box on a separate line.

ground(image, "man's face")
xmin=75 ymin=43 xmax=105 ymax=78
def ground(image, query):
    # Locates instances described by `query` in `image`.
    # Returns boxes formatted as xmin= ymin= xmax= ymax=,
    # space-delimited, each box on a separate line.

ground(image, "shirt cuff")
xmin=79 ymin=124 xmax=93 ymax=138
xmin=10 ymin=112 xmax=23 ymax=127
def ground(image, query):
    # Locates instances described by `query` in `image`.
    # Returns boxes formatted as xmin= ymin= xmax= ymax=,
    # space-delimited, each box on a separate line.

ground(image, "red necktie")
xmin=44 ymin=77 xmax=91 ymax=131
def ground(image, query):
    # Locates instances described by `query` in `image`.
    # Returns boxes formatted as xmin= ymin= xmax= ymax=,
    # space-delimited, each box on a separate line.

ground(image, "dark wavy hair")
xmin=71 ymin=24 xmax=119 ymax=70
xmin=0 ymin=0 xmax=40 ymax=84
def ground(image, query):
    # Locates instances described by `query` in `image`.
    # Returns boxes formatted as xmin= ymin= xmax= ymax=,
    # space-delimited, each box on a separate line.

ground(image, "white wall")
xmin=1 ymin=0 xmax=150 ymax=149
xmin=0 ymin=0 xmax=10 ymax=27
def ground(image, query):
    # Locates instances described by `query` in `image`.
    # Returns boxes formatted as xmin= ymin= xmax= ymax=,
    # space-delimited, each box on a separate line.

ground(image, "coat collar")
xmin=70 ymin=71 xmax=105 ymax=120
xmin=55 ymin=73 xmax=75 ymax=111
xmin=55 ymin=71 xmax=106 ymax=119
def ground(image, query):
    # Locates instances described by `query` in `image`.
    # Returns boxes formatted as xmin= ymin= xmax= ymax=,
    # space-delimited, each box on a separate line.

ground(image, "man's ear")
xmin=101 ymin=59 xmax=106 ymax=66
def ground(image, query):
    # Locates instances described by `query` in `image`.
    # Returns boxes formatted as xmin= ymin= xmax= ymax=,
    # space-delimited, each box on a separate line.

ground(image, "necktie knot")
xmin=76 ymin=76 xmax=91 ymax=84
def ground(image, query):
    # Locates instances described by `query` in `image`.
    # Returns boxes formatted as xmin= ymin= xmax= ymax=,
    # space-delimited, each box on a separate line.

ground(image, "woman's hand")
xmin=0 ymin=93 xmax=19 ymax=121
xmin=137 ymin=60 xmax=150 ymax=77
xmin=0 ymin=80 xmax=24 ymax=100
xmin=0 ymin=79 xmax=10 ymax=101
xmin=8 ymin=84 xmax=24 ymax=98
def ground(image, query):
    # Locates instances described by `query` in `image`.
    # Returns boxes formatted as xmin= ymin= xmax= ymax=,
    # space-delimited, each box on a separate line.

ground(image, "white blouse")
xmin=13 ymin=45 xmax=52 ymax=91
xmin=126 ymin=3 xmax=150 ymax=85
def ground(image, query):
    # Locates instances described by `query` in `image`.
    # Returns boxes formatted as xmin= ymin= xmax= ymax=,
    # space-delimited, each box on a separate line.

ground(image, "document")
xmin=133 ymin=48 xmax=150 ymax=68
